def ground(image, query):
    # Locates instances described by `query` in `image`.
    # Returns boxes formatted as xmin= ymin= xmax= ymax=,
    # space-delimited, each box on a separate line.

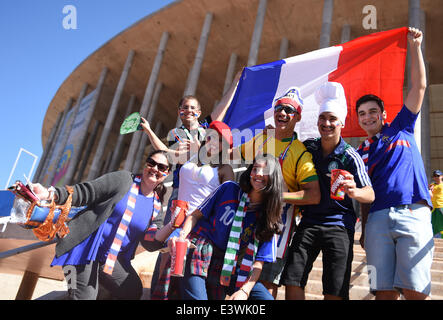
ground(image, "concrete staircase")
xmin=31 ymin=232 xmax=443 ymax=300
xmin=274 ymin=232 xmax=443 ymax=300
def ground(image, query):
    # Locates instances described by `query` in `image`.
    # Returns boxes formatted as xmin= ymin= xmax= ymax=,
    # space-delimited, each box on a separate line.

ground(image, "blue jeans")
xmin=180 ymin=273 xmax=274 ymax=300
xmin=364 ymin=203 xmax=434 ymax=295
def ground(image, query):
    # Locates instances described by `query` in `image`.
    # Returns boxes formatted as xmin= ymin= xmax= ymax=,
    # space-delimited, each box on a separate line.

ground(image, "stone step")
xmin=316 ymin=252 xmax=443 ymax=273
xmin=303 ymin=279 xmax=374 ymax=300
xmin=308 ymin=267 xmax=443 ymax=295
xmin=310 ymin=265 xmax=443 ymax=284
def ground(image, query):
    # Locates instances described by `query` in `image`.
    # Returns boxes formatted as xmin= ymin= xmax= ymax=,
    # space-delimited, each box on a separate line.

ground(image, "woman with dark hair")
xmin=170 ymin=154 xmax=283 ymax=300
xmin=141 ymin=119 xmax=235 ymax=299
xmin=30 ymin=150 xmax=179 ymax=300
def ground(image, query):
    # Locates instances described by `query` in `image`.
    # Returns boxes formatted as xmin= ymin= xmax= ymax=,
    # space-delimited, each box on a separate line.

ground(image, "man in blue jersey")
xmin=281 ymin=82 xmax=374 ymax=300
xmin=356 ymin=28 xmax=434 ymax=300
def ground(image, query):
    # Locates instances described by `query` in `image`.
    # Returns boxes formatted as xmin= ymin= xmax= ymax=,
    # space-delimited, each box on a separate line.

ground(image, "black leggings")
xmin=63 ymin=257 xmax=143 ymax=300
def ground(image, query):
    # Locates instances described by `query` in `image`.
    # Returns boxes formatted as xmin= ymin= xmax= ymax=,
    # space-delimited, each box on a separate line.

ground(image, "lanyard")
xmin=259 ymin=133 xmax=296 ymax=168
xmin=174 ymin=125 xmax=205 ymax=143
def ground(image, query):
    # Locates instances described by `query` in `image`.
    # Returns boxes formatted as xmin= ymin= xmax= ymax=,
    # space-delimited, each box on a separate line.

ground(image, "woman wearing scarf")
xmin=30 ymin=150 xmax=177 ymax=300
xmin=141 ymin=119 xmax=235 ymax=299
xmin=170 ymin=154 xmax=283 ymax=300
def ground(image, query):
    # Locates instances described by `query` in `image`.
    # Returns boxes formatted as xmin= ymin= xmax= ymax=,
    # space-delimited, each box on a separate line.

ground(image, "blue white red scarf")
xmin=103 ymin=176 xmax=161 ymax=275
xmin=358 ymin=133 xmax=381 ymax=172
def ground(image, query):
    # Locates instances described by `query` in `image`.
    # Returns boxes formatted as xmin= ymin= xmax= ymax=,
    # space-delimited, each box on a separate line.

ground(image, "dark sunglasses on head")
xmin=145 ymin=158 xmax=169 ymax=172
xmin=274 ymin=104 xmax=297 ymax=115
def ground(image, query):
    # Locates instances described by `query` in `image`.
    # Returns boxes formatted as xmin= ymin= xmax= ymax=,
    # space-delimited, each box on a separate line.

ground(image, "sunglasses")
xmin=274 ymin=104 xmax=297 ymax=115
xmin=145 ymin=158 xmax=169 ymax=173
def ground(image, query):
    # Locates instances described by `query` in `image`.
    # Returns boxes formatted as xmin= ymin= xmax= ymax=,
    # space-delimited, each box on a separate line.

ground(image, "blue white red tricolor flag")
xmin=224 ymin=27 xmax=408 ymax=145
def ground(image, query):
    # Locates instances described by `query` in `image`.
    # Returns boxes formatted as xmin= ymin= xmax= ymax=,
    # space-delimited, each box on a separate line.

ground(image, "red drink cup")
xmin=330 ymin=169 xmax=350 ymax=200
xmin=171 ymin=239 xmax=188 ymax=277
xmin=171 ymin=200 xmax=188 ymax=228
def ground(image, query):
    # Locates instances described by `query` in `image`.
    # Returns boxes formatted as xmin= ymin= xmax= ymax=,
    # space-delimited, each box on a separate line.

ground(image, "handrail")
xmin=0 ymin=239 xmax=56 ymax=259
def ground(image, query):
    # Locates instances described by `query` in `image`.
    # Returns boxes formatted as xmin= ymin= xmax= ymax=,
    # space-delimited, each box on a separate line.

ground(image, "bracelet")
xmin=240 ymin=288 xmax=249 ymax=298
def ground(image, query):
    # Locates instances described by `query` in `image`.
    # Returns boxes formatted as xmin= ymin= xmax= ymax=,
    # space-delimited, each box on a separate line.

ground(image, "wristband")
xmin=240 ymin=288 xmax=249 ymax=298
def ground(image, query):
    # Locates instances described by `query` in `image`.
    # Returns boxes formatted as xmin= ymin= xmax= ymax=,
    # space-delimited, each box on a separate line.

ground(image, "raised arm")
xmin=140 ymin=117 xmax=193 ymax=164
xmin=140 ymin=117 xmax=170 ymax=152
xmin=404 ymin=27 xmax=426 ymax=115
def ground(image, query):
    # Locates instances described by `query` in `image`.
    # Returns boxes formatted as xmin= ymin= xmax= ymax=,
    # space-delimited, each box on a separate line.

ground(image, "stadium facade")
xmin=34 ymin=0 xmax=443 ymax=186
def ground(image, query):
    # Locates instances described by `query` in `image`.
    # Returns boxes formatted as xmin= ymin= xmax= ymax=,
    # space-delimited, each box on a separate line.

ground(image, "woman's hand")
xmin=29 ymin=183 xmax=52 ymax=201
xmin=167 ymin=231 xmax=189 ymax=254
xmin=140 ymin=117 xmax=151 ymax=132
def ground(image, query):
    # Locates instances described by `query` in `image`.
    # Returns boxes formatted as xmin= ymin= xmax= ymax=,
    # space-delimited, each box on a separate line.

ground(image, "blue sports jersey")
xmin=193 ymin=181 xmax=276 ymax=263
xmin=357 ymin=105 xmax=432 ymax=213
xmin=301 ymin=138 xmax=371 ymax=231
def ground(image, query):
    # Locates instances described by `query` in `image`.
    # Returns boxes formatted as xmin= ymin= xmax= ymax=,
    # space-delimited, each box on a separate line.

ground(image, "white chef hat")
xmin=315 ymin=82 xmax=348 ymax=126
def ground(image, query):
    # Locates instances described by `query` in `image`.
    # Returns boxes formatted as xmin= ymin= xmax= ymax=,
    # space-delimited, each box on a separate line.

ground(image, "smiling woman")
xmin=27 ymin=149 xmax=179 ymax=300
xmin=168 ymin=153 xmax=283 ymax=300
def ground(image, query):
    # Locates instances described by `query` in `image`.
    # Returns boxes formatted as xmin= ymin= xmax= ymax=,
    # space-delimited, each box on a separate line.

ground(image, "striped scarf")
xmin=144 ymin=193 xmax=162 ymax=242
xmin=358 ymin=133 xmax=381 ymax=171
xmin=220 ymin=192 xmax=259 ymax=289
xmin=103 ymin=176 xmax=161 ymax=274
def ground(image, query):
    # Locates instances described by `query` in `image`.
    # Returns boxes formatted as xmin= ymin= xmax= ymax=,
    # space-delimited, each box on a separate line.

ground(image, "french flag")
xmin=224 ymin=27 xmax=408 ymax=144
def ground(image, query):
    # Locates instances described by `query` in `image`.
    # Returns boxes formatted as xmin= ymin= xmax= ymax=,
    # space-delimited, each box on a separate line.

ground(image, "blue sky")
xmin=0 ymin=0 xmax=175 ymax=188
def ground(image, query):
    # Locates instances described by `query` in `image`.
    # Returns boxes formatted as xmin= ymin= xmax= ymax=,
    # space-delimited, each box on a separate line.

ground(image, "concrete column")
xmin=154 ymin=121 xmax=163 ymax=136
xmin=279 ymin=37 xmax=289 ymax=60
xmin=341 ymin=24 xmax=351 ymax=44
xmin=65 ymin=67 xmax=108 ymax=184
xmin=109 ymin=95 xmax=137 ymax=172
xmin=184 ymin=12 xmax=213 ymax=96
xmin=408 ymin=0 xmax=422 ymax=152
xmin=125 ymin=32 xmax=169 ymax=171
xmin=176 ymin=13 xmax=214 ymax=127
xmin=38 ymin=98 xmax=74 ymax=184
xmin=33 ymin=112 xmax=62 ymax=182
xmin=340 ymin=24 xmax=359 ymax=149
xmin=100 ymin=151 xmax=113 ymax=176
xmin=420 ymin=9 xmax=430 ymax=176
xmin=223 ymin=53 xmax=238 ymax=95
xmin=47 ymin=83 xmax=88 ymax=185
xmin=247 ymin=0 xmax=267 ymax=67
xmin=75 ymin=120 xmax=101 ymax=182
xmin=87 ymin=51 xmax=135 ymax=180
xmin=132 ymin=82 xmax=163 ymax=173
xmin=319 ymin=0 xmax=334 ymax=49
